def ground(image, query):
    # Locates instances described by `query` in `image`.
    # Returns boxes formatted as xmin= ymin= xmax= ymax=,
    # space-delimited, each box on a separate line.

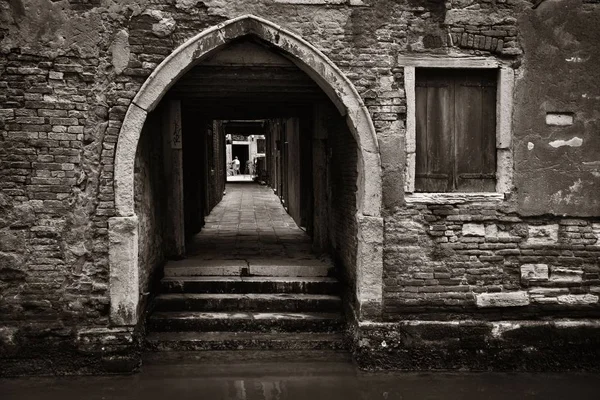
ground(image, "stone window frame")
xmin=401 ymin=56 xmax=515 ymax=204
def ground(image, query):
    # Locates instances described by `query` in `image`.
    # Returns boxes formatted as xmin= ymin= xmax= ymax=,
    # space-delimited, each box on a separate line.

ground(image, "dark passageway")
xmin=135 ymin=36 xmax=360 ymax=354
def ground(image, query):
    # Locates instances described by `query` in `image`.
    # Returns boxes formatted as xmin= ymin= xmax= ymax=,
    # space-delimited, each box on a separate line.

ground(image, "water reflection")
xmin=2 ymin=359 xmax=600 ymax=400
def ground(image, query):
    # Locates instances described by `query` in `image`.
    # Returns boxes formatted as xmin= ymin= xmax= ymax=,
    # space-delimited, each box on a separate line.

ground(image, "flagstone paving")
xmin=185 ymin=182 xmax=315 ymax=261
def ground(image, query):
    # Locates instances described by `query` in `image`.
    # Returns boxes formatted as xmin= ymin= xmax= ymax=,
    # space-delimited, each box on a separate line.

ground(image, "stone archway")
xmin=108 ymin=14 xmax=384 ymax=327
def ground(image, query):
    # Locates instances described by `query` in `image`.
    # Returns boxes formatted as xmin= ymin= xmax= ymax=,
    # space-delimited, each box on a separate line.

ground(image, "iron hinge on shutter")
xmin=415 ymin=173 xmax=449 ymax=179
xmin=458 ymin=173 xmax=496 ymax=179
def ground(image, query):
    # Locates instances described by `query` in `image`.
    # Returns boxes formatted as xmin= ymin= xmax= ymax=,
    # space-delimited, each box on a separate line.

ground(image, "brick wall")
xmin=383 ymin=203 xmax=600 ymax=320
xmin=0 ymin=52 xmax=111 ymax=326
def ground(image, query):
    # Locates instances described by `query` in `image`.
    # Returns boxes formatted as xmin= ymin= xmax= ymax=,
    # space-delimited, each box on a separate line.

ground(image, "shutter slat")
xmin=426 ymin=77 xmax=454 ymax=192
xmin=415 ymin=80 xmax=429 ymax=192
xmin=415 ymin=70 xmax=453 ymax=192
xmin=454 ymin=72 xmax=496 ymax=192
xmin=480 ymin=79 xmax=497 ymax=187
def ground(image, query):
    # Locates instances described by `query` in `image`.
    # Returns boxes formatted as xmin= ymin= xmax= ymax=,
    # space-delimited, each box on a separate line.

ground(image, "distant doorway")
xmin=232 ymin=144 xmax=250 ymax=174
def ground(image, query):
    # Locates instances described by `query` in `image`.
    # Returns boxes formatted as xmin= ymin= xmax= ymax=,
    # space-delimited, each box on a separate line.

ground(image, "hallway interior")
xmin=135 ymin=35 xmax=361 ymax=356
xmin=187 ymin=182 xmax=315 ymax=261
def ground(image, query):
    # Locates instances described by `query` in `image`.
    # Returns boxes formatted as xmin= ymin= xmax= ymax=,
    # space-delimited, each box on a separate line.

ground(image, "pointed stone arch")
xmin=109 ymin=15 xmax=383 ymax=327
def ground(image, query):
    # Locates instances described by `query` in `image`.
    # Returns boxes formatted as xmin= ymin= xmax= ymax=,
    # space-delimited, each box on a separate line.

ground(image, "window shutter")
xmin=454 ymin=72 xmax=496 ymax=192
xmin=415 ymin=71 xmax=454 ymax=192
xmin=415 ymin=68 xmax=497 ymax=193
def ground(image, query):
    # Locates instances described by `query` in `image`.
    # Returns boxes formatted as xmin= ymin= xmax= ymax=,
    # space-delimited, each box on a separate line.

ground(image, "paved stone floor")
xmin=2 ymin=352 xmax=600 ymax=400
xmin=186 ymin=183 xmax=314 ymax=261
xmin=227 ymin=175 xmax=255 ymax=183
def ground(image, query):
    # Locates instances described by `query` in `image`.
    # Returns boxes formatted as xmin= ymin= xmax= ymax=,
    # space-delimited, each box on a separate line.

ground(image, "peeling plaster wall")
xmin=514 ymin=0 xmax=600 ymax=216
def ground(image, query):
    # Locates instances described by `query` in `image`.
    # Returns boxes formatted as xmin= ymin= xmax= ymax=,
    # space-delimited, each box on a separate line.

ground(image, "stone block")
xmin=497 ymin=67 xmax=514 ymax=150
xmin=404 ymin=153 xmax=415 ymax=193
xmin=76 ymin=327 xmax=136 ymax=354
xmin=592 ymin=223 xmax=600 ymax=243
xmin=546 ymin=113 xmax=574 ymax=126
xmin=485 ymin=224 xmax=498 ymax=238
xmin=274 ymin=0 xmax=346 ymax=3
xmin=0 ymin=109 xmax=15 ymax=118
xmin=557 ymin=294 xmax=599 ymax=305
xmin=108 ymin=216 xmax=139 ymax=326
xmin=550 ymin=267 xmax=583 ymax=283
xmin=378 ymin=135 xmax=403 ymax=169
xmin=521 ymin=264 xmax=549 ymax=282
xmin=476 ymin=291 xmax=530 ymax=308
xmin=526 ymin=224 xmax=558 ymax=245
xmin=115 ymin=104 xmax=147 ymax=216
xmin=48 ymin=71 xmax=63 ymax=80
xmin=357 ymin=216 xmax=384 ymax=317
xmin=462 ymin=223 xmax=485 ymax=237
xmin=110 ymin=30 xmax=130 ymax=75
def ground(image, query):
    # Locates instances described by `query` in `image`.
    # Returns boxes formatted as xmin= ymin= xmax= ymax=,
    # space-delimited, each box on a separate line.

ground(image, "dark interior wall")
xmin=182 ymin=114 xmax=226 ymax=239
xmin=134 ymin=108 xmax=166 ymax=295
xmin=264 ymin=117 xmax=313 ymax=230
xmin=265 ymin=119 xmax=281 ymax=194
xmin=206 ymin=122 xmax=217 ymax=211
xmin=207 ymin=120 xmax=225 ymax=212
xmin=182 ymin=111 xmax=205 ymax=237
xmin=300 ymin=116 xmax=313 ymax=233
xmin=212 ymin=120 xmax=226 ymax=209
xmin=285 ymin=117 xmax=302 ymax=227
xmin=326 ymin=110 xmax=359 ymax=295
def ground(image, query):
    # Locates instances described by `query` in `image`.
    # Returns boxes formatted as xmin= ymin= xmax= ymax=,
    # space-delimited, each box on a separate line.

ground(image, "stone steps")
xmin=163 ymin=258 xmax=333 ymax=277
xmin=147 ymin=252 xmax=345 ymax=352
xmin=153 ymin=293 xmax=342 ymax=312
xmin=161 ymin=276 xmax=340 ymax=294
xmin=145 ymin=331 xmax=348 ymax=351
xmin=147 ymin=311 xmax=344 ymax=333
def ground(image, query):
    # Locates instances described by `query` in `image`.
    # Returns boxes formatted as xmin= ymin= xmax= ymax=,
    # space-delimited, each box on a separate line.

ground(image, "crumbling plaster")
xmin=514 ymin=0 xmax=600 ymax=216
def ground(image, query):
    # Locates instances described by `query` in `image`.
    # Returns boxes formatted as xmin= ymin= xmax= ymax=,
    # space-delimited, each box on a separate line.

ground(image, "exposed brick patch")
xmin=383 ymin=203 xmax=600 ymax=319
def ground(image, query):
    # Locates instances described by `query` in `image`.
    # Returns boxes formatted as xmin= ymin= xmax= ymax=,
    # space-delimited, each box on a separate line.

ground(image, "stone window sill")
xmin=405 ymin=192 xmax=505 ymax=205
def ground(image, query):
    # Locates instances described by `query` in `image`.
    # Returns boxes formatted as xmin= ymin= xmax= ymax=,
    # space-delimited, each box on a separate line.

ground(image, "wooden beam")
xmin=163 ymin=99 xmax=185 ymax=258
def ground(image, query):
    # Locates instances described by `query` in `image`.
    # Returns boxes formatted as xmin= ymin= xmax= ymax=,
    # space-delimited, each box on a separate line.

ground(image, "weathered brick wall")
xmin=445 ymin=0 xmax=522 ymax=56
xmin=1 ymin=0 xmax=600 ymax=373
xmin=383 ymin=203 xmax=600 ymax=320
xmin=0 ymin=51 xmax=111 ymax=326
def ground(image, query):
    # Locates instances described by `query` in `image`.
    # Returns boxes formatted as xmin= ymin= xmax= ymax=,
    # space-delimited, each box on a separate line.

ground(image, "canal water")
xmin=2 ymin=352 xmax=600 ymax=399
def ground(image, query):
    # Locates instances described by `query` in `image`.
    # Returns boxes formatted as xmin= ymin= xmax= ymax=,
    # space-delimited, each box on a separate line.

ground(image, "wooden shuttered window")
xmin=415 ymin=68 xmax=497 ymax=192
